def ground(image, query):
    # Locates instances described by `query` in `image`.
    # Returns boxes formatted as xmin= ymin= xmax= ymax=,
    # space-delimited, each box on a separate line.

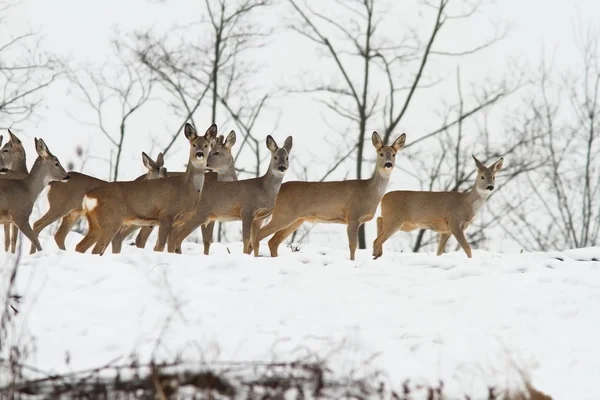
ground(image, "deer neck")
xmin=467 ymin=183 xmax=490 ymax=215
xmin=261 ymin=166 xmax=284 ymax=195
xmin=368 ymin=166 xmax=392 ymax=199
xmin=23 ymin=158 xmax=50 ymax=198
xmin=183 ymin=162 xmax=206 ymax=192
xmin=217 ymin=164 xmax=238 ymax=182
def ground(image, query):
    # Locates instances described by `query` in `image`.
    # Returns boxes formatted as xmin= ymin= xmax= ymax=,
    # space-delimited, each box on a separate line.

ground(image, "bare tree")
xmin=130 ymin=0 xmax=273 ymax=241
xmin=504 ymin=24 xmax=600 ymax=251
xmin=287 ymin=0 xmax=510 ymax=249
xmin=64 ymin=40 xmax=153 ymax=181
xmin=0 ymin=0 xmax=59 ymax=128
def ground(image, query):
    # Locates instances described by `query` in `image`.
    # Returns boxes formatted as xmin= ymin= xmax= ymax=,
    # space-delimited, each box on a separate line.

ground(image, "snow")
xmin=2 ymin=233 xmax=600 ymax=399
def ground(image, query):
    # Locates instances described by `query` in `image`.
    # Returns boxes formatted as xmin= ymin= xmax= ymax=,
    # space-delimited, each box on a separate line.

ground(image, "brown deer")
xmin=0 ymin=138 xmax=70 ymax=252
xmin=130 ymin=131 xmax=239 ymax=254
xmin=167 ymin=134 xmax=292 ymax=255
xmin=76 ymin=123 xmax=216 ymax=255
xmin=372 ymin=155 xmax=504 ymax=260
xmin=30 ymin=151 xmax=168 ymax=254
xmin=0 ymin=130 xmax=29 ymax=253
xmin=257 ymin=131 xmax=406 ymax=261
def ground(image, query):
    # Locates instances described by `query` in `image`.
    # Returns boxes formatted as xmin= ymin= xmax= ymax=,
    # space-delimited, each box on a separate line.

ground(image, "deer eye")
xmin=192 ymin=144 xmax=197 ymax=148
xmin=55 ymin=162 xmax=59 ymax=167
xmin=214 ymin=152 xmax=220 ymax=155
xmin=286 ymin=157 xmax=288 ymax=161
xmin=392 ymin=153 xmax=396 ymax=157
xmin=481 ymin=176 xmax=485 ymax=180
xmin=204 ymin=145 xmax=207 ymax=148
xmin=379 ymin=153 xmax=383 ymax=156
xmin=275 ymin=156 xmax=278 ymax=160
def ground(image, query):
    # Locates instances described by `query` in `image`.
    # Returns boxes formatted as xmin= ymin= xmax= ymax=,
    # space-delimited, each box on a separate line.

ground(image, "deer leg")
xmin=372 ymin=217 xmax=401 ymax=260
xmin=257 ymin=213 xmax=298 ymax=242
xmin=437 ymin=233 xmax=451 ymax=256
xmin=12 ymin=216 xmax=41 ymax=252
xmin=135 ymin=226 xmax=154 ymax=249
xmin=111 ymin=226 xmax=138 ymax=254
xmin=251 ymin=218 xmax=266 ymax=257
xmin=4 ymin=224 xmax=10 ymax=252
xmin=32 ymin=208 xmax=70 ymax=253
xmin=53 ymin=211 xmax=81 ymax=251
xmin=449 ymin=224 xmax=472 ymax=258
xmin=75 ymin=214 xmax=101 ymax=254
xmin=169 ymin=213 xmax=204 ymax=254
xmin=92 ymin=222 xmax=122 ymax=256
xmin=154 ymin=218 xmax=174 ymax=252
xmin=10 ymin=224 xmax=18 ymax=254
xmin=201 ymin=221 xmax=215 ymax=256
xmin=267 ymin=219 xmax=304 ymax=257
xmin=241 ymin=214 xmax=254 ymax=255
xmin=347 ymin=220 xmax=360 ymax=261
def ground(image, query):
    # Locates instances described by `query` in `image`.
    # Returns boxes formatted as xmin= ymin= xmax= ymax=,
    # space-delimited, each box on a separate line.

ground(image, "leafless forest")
xmin=1 ymin=0 xmax=598 ymax=253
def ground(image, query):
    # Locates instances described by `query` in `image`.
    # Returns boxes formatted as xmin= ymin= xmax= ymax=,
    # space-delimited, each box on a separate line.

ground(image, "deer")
xmin=0 ymin=138 xmax=71 ymax=252
xmin=167 ymin=134 xmax=292 ymax=256
xmin=129 ymin=131 xmax=238 ymax=255
xmin=30 ymin=151 xmax=168 ymax=254
xmin=256 ymin=131 xmax=406 ymax=261
xmin=75 ymin=122 xmax=216 ymax=255
xmin=372 ymin=155 xmax=504 ymax=260
xmin=0 ymin=130 xmax=29 ymax=253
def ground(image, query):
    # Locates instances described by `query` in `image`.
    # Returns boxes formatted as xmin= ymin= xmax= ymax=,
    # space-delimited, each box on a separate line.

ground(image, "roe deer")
xmin=131 ymin=131 xmax=238 ymax=254
xmin=372 ymin=155 xmax=504 ymax=259
xmin=167 ymin=134 xmax=292 ymax=255
xmin=76 ymin=123 xmax=216 ymax=255
xmin=0 ymin=130 xmax=29 ymax=253
xmin=31 ymin=152 xmax=168 ymax=254
xmin=0 ymin=138 xmax=70 ymax=252
xmin=257 ymin=131 xmax=406 ymax=261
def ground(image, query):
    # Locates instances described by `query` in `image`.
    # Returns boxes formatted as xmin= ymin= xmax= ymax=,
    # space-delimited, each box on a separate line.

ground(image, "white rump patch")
xmin=82 ymin=195 xmax=98 ymax=212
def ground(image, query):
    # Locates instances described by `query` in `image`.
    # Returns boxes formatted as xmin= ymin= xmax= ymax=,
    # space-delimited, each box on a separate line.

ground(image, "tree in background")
xmin=0 ymin=0 xmax=59 ymax=128
xmin=503 ymin=24 xmax=600 ymax=251
xmin=286 ymin=0 xmax=513 ymax=249
xmin=130 ymin=0 xmax=273 ymax=241
xmin=63 ymin=40 xmax=153 ymax=181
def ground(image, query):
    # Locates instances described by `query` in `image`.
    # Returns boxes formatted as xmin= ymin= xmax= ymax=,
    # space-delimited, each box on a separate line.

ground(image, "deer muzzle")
xmin=62 ymin=175 xmax=71 ymax=182
xmin=486 ymin=185 xmax=494 ymax=191
xmin=278 ymin=166 xmax=287 ymax=172
xmin=384 ymin=162 xmax=393 ymax=169
xmin=196 ymin=151 xmax=204 ymax=159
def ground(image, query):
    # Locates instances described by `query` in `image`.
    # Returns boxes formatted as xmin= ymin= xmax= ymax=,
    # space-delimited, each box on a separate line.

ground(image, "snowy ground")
xmin=1 ymin=232 xmax=599 ymax=399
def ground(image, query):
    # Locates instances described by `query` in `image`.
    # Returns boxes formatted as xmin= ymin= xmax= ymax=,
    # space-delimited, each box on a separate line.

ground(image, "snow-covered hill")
xmin=1 ymin=233 xmax=599 ymax=399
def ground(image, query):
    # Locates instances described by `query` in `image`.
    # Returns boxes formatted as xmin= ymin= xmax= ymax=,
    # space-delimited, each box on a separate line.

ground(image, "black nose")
xmin=196 ymin=151 xmax=204 ymax=159
xmin=487 ymin=185 xmax=494 ymax=190
xmin=65 ymin=175 xmax=71 ymax=180
xmin=278 ymin=166 xmax=287 ymax=172
xmin=0 ymin=167 xmax=7 ymax=174
xmin=384 ymin=162 xmax=393 ymax=168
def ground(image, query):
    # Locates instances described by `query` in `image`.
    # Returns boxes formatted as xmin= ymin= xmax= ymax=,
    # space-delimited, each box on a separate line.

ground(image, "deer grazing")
xmin=76 ymin=123 xmax=216 ymax=255
xmin=0 ymin=130 xmax=29 ymax=253
xmin=257 ymin=132 xmax=406 ymax=261
xmin=167 ymin=134 xmax=292 ymax=255
xmin=372 ymin=155 xmax=504 ymax=260
xmin=30 ymin=151 xmax=167 ymax=254
xmin=0 ymin=138 xmax=71 ymax=252
xmin=127 ymin=131 xmax=237 ymax=254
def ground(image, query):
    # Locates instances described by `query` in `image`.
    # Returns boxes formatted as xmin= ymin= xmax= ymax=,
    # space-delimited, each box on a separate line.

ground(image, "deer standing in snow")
xmin=256 ymin=131 xmax=406 ymax=261
xmin=372 ymin=155 xmax=504 ymax=259
xmin=75 ymin=123 xmax=216 ymax=255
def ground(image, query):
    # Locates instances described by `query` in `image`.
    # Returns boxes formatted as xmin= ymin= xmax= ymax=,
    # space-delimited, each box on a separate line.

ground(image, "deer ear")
xmin=372 ymin=131 xmax=383 ymax=150
xmin=492 ymin=157 xmax=504 ymax=172
xmin=35 ymin=137 xmax=50 ymax=158
xmin=225 ymin=130 xmax=236 ymax=149
xmin=283 ymin=136 xmax=293 ymax=153
xmin=8 ymin=129 xmax=21 ymax=146
xmin=266 ymin=135 xmax=278 ymax=152
xmin=392 ymin=133 xmax=406 ymax=151
xmin=472 ymin=155 xmax=486 ymax=171
xmin=184 ymin=123 xmax=197 ymax=141
xmin=156 ymin=152 xmax=164 ymax=167
xmin=141 ymin=152 xmax=153 ymax=169
xmin=204 ymin=123 xmax=218 ymax=140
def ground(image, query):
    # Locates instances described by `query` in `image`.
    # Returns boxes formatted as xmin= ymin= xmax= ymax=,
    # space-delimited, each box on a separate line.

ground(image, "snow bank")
xmin=1 ymin=234 xmax=599 ymax=399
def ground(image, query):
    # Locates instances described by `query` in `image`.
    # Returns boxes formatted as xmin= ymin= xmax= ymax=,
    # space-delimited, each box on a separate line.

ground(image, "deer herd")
xmin=0 ymin=124 xmax=504 ymax=261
